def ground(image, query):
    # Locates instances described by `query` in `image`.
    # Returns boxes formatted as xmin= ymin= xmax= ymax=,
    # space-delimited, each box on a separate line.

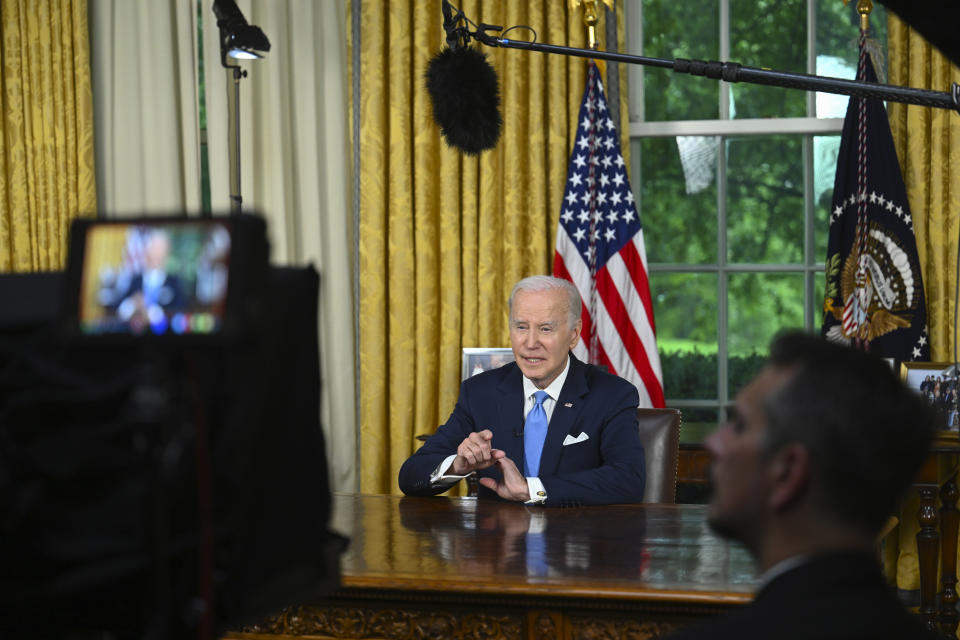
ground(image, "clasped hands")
xmin=452 ymin=429 xmax=530 ymax=502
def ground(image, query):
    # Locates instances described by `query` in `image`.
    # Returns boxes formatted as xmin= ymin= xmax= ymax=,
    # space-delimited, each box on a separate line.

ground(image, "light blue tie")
xmin=524 ymin=390 xmax=550 ymax=477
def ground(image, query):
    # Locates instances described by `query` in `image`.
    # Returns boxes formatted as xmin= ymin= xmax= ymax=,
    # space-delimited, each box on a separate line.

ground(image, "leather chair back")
xmin=637 ymin=408 xmax=682 ymax=504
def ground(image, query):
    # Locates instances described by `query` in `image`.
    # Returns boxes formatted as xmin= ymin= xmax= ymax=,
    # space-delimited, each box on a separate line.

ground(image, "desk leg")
xmin=940 ymin=474 xmax=959 ymax=637
xmin=918 ymin=484 xmax=941 ymax=633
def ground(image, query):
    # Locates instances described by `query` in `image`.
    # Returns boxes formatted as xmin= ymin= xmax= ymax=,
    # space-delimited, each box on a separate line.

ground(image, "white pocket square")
xmin=562 ymin=432 xmax=589 ymax=446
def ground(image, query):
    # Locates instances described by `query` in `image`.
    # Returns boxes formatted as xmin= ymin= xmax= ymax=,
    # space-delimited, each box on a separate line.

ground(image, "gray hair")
xmin=508 ymin=275 xmax=581 ymax=330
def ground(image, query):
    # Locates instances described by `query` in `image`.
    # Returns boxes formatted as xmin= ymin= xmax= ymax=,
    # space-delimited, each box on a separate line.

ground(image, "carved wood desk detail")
xmin=225 ymin=493 xmax=757 ymax=640
xmin=915 ymin=436 xmax=960 ymax=637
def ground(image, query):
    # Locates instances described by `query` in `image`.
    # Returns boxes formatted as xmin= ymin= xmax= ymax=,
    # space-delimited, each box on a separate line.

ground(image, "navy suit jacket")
xmin=398 ymin=353 xmax=645 ymax=506
xmin=663 ymin=552 xmax=938 ymax=640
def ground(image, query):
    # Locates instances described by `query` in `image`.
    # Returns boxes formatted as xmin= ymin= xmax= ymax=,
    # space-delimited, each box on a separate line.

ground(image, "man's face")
xmin=705 ymin=365 xmax=792 ymax=551
xmin=145 ymin=233 xmax=171 ymax=270
xmin=509 ymin=288 xmax=581 ymax=389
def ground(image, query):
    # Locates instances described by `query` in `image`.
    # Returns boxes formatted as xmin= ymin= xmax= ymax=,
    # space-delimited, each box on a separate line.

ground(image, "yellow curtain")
xmin=886 ymin=15 xmax=960 ymax=594
xmin=349 ymin=0 xmax=628 ymax=495
xmin=888 ymin=20 xmax=960 ymax=361
xmin=0 ymin=0 xmax=97 ymax=273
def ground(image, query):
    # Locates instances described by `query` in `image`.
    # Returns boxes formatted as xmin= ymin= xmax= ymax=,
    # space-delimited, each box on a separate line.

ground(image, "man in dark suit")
xmin=113 ymin=229 xmax=188 ymax=330
xmin=398 ymin=275 xmax=645 ymax=506
xmin=664 ymin=331 xmax=939 ymax=640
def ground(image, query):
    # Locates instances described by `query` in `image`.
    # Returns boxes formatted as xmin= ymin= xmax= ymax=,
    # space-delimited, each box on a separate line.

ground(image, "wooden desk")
xmin=227 ymin=493 xmax=758 ymax=640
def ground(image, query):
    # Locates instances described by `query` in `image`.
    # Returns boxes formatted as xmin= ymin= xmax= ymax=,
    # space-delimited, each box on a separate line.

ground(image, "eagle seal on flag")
xmin=824 ymin=219 xmax=920 ymax=343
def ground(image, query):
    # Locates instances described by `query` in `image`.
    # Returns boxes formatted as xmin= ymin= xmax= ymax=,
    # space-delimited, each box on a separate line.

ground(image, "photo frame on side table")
xmin=461 ymin=347 xmax=515 ymax=382
xmin=900 ymin=362 xmax=960 ymax=434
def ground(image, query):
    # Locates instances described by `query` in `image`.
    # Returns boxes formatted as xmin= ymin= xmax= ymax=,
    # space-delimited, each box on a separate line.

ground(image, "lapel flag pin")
xmin=564 ymin=402 xmax=573 ymax=408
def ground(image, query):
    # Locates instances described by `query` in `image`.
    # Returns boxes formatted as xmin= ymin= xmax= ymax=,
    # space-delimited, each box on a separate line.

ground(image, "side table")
xmin=916 ymin=434 xmax=960 ymax=637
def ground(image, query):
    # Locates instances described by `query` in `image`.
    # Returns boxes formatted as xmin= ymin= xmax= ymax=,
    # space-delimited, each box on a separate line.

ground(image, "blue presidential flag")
xmin=821 ymin=56 xmax=929 ymax=361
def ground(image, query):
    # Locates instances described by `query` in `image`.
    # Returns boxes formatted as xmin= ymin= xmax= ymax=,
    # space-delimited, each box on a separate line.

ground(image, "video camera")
xmin=0 ymin=213 xmax=344 ymax=639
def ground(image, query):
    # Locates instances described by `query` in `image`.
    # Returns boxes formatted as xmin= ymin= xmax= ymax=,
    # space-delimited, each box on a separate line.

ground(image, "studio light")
xmin=223 ymin=22 xmax=270 ymax=60
xmin=213 ymin=0 xmax=271 ymax=65
xmin=211 ymin=0 xmax=271 ymax=216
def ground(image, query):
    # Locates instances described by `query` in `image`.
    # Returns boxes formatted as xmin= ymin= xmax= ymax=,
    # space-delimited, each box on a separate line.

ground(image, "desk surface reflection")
xmin=332 ymin=493 xmax=757 ymax=604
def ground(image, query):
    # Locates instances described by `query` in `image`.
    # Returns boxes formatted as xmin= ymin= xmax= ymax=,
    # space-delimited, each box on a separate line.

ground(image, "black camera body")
xmin=0 ymin=213 xmax=343 ymax=639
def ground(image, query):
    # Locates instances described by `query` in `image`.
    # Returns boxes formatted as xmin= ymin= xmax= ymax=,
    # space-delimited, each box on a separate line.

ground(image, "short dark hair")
xmin=760 ymin=331 xmax=937 ymax=534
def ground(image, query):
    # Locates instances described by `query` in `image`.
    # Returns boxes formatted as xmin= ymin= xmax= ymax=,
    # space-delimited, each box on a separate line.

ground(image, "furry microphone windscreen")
xmin=425 ymin=46 xmax=502 ymax=155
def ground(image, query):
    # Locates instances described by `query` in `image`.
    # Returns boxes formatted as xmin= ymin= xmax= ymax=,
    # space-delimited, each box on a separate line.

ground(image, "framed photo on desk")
xmin=900 ymin=361 xmax=960 ymax=433
xmin=461 ymin=347 xmax=514 ymax=381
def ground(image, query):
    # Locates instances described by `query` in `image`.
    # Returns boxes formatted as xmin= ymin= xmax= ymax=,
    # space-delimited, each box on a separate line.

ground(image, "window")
xmin=624 ymin=0 xmax=887 ymax=441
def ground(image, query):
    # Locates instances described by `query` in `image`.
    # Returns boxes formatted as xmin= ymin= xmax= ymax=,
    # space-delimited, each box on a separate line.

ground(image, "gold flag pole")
xmin=843 ymin=0 xmax=873 ymax=32
xmin=571 ymin=0 xmax=614 ymax=51
xmin=841 ymin=0 xmax=875 ymax=344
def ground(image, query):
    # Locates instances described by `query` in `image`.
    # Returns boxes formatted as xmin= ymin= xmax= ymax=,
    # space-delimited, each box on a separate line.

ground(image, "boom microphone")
xmin=425 ymin=1 xmax=502 ymax=155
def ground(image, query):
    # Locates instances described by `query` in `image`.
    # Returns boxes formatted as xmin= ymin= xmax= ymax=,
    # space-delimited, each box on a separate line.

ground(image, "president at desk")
xmin=398 ymin=275 xmax=645 ymax=506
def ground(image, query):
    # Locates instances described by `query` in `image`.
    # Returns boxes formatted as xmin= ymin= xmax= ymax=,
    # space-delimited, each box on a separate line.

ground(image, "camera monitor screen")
xmin=70 ymin=219 xmax=234 ymax=337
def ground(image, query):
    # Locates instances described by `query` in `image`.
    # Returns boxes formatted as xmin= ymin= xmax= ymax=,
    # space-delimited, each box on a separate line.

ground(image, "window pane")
xmin=728 ymin=349 xmax=771 ymax=399
xmin=642 ymin=0 xmax=719 ymax=121
xmin=726 ymin=136 xmax=804 ymax=263
xmin=660 ymin=345 xmax=718 ymax=400
xmin=813 ymin=134 xmax=839 ymax=260
xmin=653 ymin=271 xmax=718 ymax=400
xmin=729 ymin=0 xmax=806 ymax=119
xmin=727 ymin=273 xmax=804 ymax=399
xmin=814 ymin=3 xmax=887 ymax=117
xmin=728 ymin=273 xmax=805 ymax=386
xmin=634 ymin=137 xmax=718 ymax=264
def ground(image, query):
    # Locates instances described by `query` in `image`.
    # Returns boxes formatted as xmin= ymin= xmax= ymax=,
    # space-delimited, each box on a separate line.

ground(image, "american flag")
xmin=122 ymin=225 xmax=149 ymax=275
xmin=552 ymin=61 xmax=664 ymax=408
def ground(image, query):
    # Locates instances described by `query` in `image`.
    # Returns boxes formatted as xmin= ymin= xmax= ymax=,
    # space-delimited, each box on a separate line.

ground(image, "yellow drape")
xmin=349 ymin=0 xmax=628 ymax=495
xmin=888 ymin=20 xmax=960 ymax=361
xmin=0 ymin=0 xmax=97 ymax=273
xmin=886 ymin=15 xmax=960 ymax=595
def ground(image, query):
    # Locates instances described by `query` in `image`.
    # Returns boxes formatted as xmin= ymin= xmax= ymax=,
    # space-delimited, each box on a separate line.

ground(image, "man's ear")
xmin=767 ymin=443 xmax=811 ymax=511
xmin=569 ymin=318 xmax=582 ymax=349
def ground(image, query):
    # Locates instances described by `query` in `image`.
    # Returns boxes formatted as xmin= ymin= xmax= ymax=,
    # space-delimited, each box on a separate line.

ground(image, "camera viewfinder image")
xmin=78 ymin=222 xmax=231 ymax=336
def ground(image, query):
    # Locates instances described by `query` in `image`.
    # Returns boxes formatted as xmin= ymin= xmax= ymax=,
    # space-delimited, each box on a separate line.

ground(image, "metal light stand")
xmin=225 ymin=64 xmax=244 ymax=216
xmin=218 ymin=23 xmax=247 ymax=216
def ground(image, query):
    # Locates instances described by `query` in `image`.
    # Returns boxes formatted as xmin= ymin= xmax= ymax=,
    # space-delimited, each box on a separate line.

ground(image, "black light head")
xmin=213 ymin=0 xmax=271 ymax=65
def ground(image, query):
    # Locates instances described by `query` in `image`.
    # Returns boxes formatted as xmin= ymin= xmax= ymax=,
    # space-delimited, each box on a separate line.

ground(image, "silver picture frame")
xmin=900 ymin=361 xmax=960 ymax=433
xmin=461 ymin=347 xmax=514 ymax=381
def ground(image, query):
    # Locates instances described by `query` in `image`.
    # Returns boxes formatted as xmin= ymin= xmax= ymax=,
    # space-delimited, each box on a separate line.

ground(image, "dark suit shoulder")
xmin=663 ymin=552 xmax=937 ymax=640
xmin=568 ymin=356 xmax=639 ymax=402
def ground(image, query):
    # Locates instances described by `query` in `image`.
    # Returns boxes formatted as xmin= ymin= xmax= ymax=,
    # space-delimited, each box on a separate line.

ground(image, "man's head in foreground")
xmin=706 ymin=331 xmax=937 ymax=569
